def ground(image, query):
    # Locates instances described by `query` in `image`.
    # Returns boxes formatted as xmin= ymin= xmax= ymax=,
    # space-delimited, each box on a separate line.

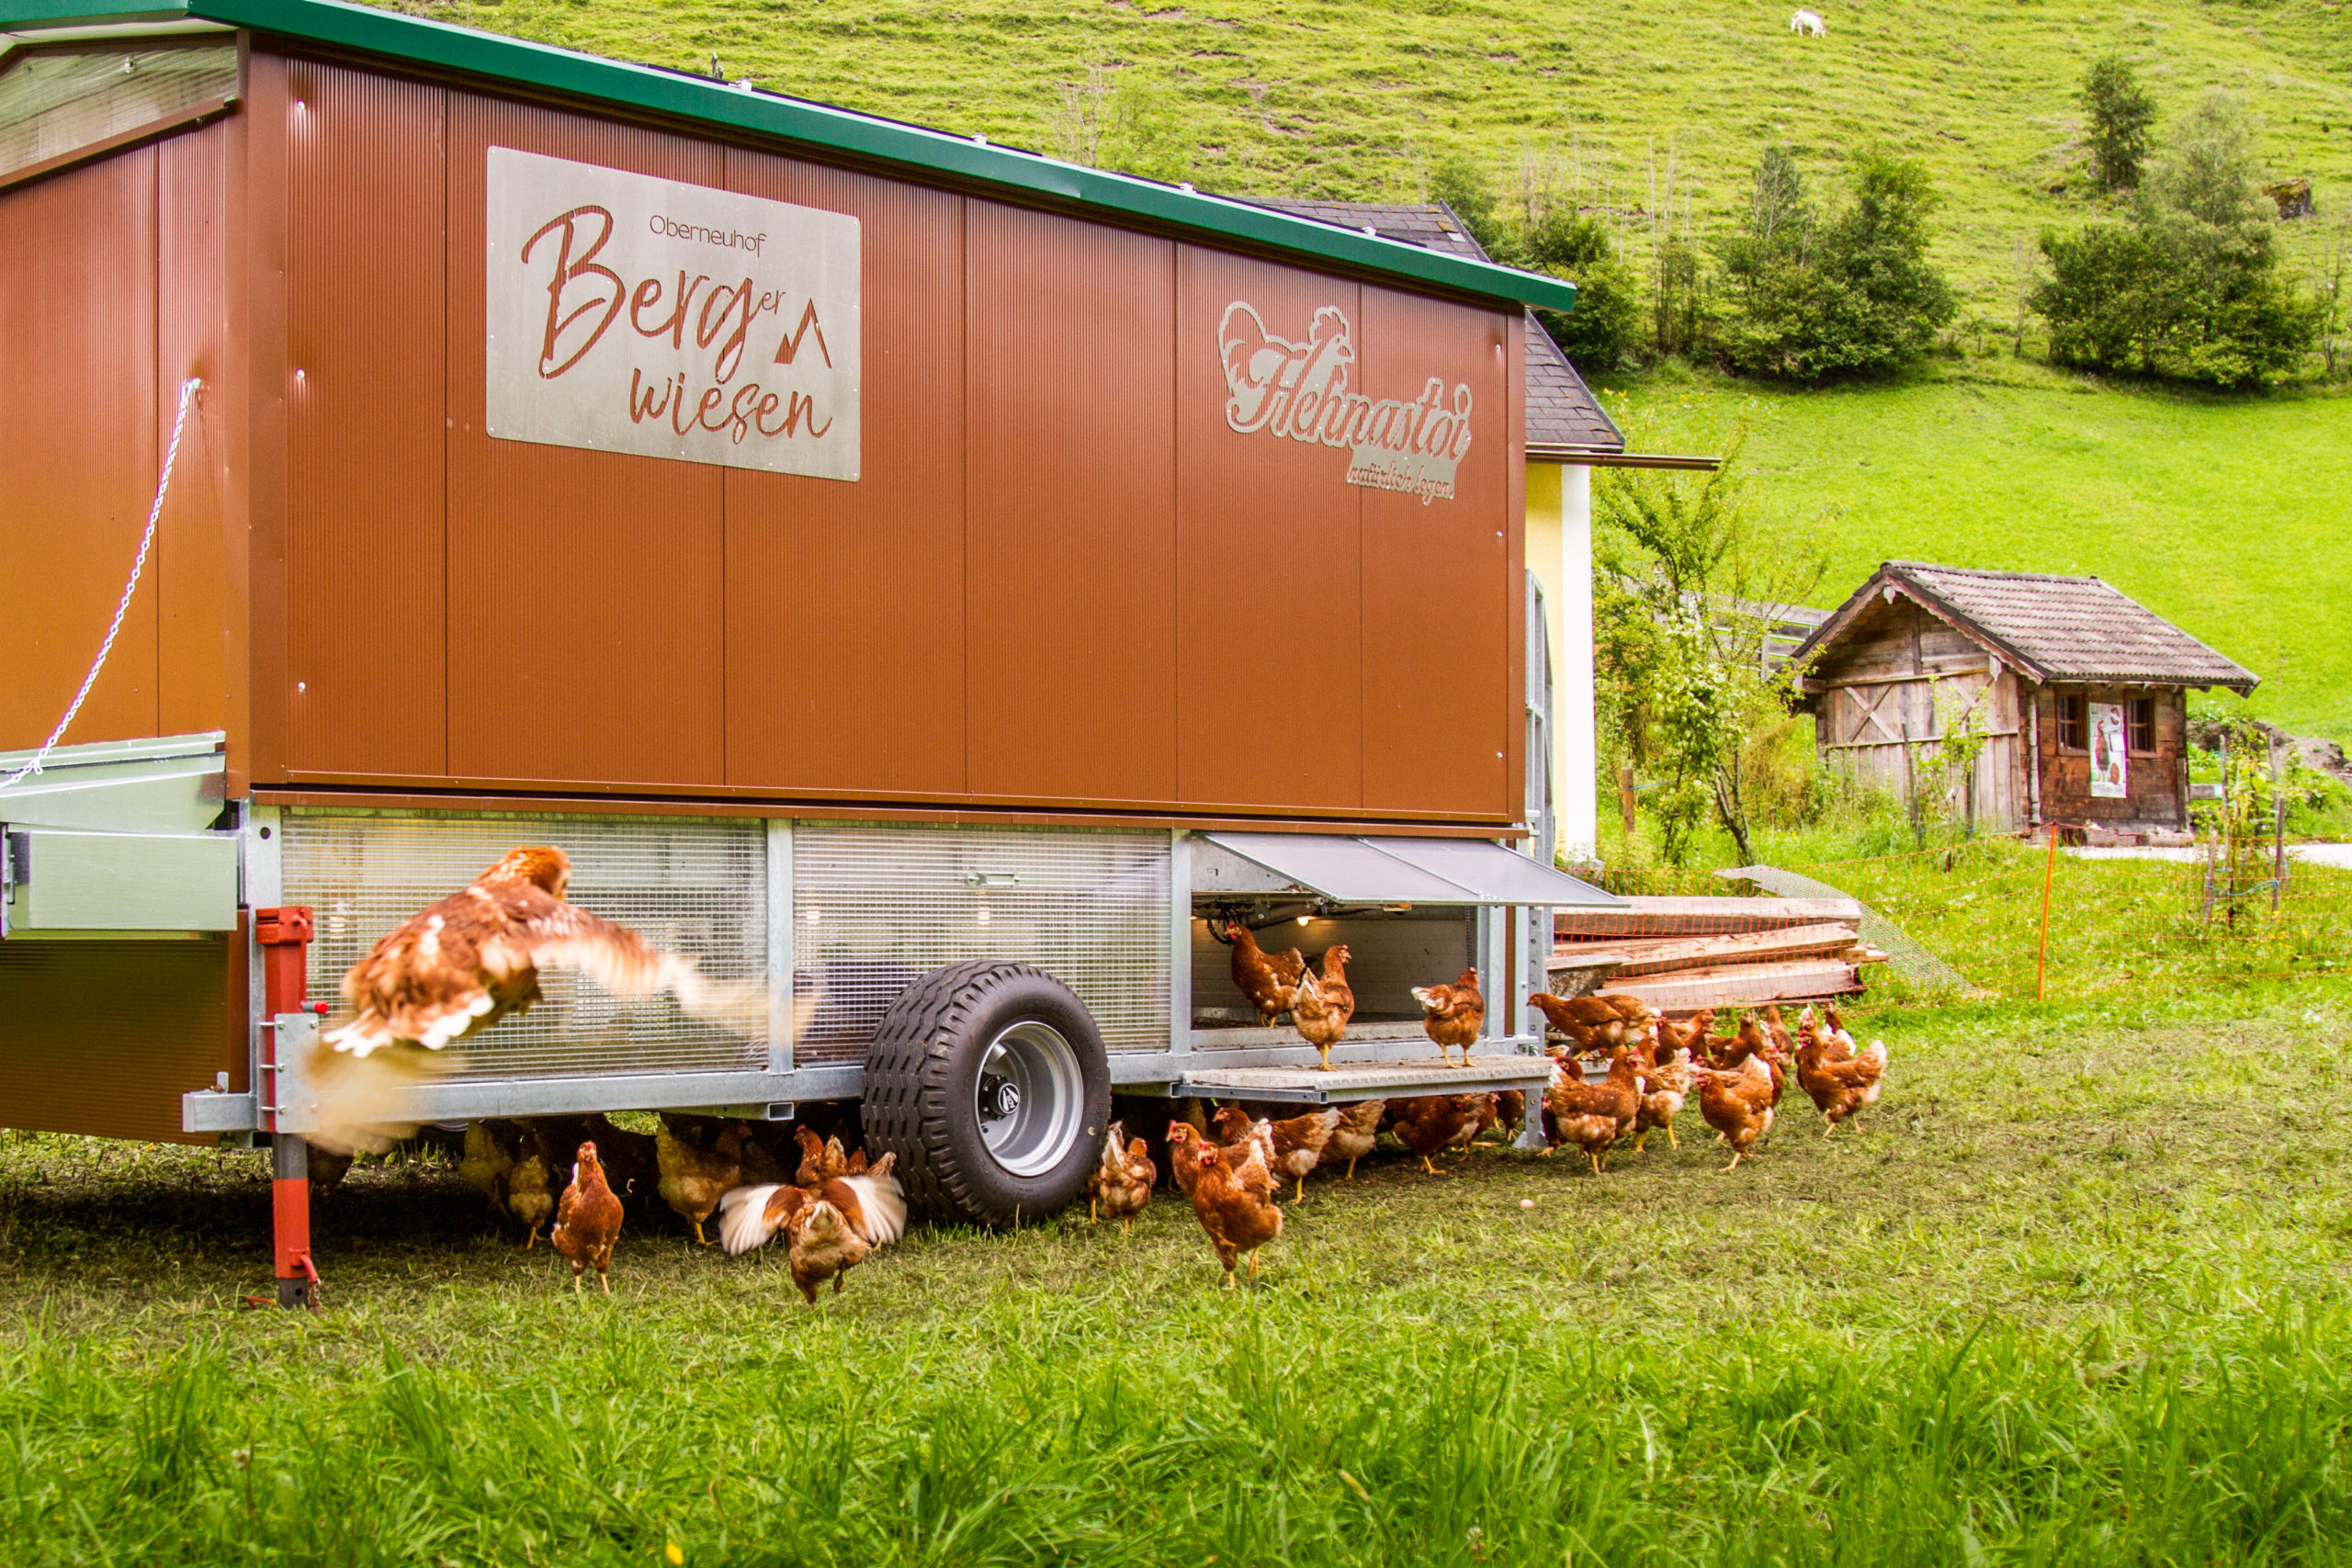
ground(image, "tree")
xmin=2080 ymin=56 xmax=2158 ymax=193
xmin=2033 ymin=91 xmax=2316 ymax=386
xmin=1521 ymin=209 xmax=1642 ymax=371
xmin=1046 ymin=62 xmax=1193 ymax=185
xmin=1711 ymin=147 xmax=1956 ymax=380
xmin=1591 ymin=400 xmax=1830 ymax=863
xmin=1826 ymin=150 xmax=1959 ymax=365
xmin=1429 ymin=153 xmax=1502 ymax=254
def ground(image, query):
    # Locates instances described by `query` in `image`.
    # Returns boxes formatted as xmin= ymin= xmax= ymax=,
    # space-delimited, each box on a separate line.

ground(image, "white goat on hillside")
xmin=1790 ymin=8 xmax=1826 ymax=35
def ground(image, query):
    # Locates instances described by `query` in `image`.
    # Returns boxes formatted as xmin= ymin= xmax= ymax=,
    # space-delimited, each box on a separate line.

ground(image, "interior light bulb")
xmin=1295 ymin=915 xmax=1310 ymax=926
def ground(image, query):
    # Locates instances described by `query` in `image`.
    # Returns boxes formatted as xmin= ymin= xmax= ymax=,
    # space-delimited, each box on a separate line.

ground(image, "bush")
xmin=2034 ymin=91 xmax=2318 ymax=386
xmin=1711 ymin=146 xmax=1957 ymax=381
xmin=1521 ymin=209 xmax=1642 ymax=372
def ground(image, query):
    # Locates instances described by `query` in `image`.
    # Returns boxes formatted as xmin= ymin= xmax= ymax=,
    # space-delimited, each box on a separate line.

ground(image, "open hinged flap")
xmin=1203 ymin=832 xmax=1623 ymax=908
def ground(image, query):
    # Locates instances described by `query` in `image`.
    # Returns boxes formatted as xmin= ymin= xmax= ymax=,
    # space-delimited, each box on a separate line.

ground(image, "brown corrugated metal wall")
xmin=964 ymin=203 xmax=1180 ymax=807
xmin=443 ymin=96 xmax=732 ymax=789
xmin=6 ymin=56 xmax=1526 ymax=827
xmin=721 ymin=152 xmax=969 ymax=800
xmin=0 ymin=148 xmax=162 ymax=753
xmin=0 ymin=936 xmax=243 ymax=1144
xmin=157 ymin=124 xmax=236 ymax=741
xmin=1357 ymin=288 xmax=1511 ymax=818
xmin=284 ymin=63 xmax=447 ymax=778
xmin=1174 ymin=248 xmax=1364 ymax=812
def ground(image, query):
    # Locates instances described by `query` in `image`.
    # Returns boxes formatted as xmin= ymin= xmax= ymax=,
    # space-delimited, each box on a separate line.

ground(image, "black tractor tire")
xmin=862 ymin=961 xmax=1111 ymax=1228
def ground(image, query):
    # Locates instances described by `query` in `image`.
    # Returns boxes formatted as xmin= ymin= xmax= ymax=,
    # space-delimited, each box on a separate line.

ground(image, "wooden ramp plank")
xmin=1599 ymin=958 xmax=1861 ymax=1013
xmin=1557 ymin=921 xmax=1860 ymax=978
xmin=1556 ymin=895 xmax=1862 ymax=939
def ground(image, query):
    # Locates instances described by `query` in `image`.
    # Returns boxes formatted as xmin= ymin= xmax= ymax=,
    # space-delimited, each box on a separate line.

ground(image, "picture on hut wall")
xmin=2090 ymin=701 xmax=2129 ymax=798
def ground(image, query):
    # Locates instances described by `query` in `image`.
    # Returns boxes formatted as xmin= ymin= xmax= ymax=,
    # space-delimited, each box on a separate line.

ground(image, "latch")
xmin=961 ymin=872 xmax=1019 ymax=888
xmin=0 ymin=828 xmax=21 ymax=940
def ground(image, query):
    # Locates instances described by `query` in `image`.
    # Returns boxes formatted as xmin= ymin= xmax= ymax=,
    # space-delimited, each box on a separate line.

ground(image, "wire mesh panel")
xmin=281 ymin=810 xmax=768 ymax=1081
xmin=791 ymin=823 xmax=1170 ymax=1062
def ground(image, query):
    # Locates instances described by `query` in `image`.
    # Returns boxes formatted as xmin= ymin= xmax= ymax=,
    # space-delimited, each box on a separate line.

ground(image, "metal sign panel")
xmin=484 ymin=145 xmax=861 ymax=479
xmin=1217 ymin=300 xmax=1474 ymax=504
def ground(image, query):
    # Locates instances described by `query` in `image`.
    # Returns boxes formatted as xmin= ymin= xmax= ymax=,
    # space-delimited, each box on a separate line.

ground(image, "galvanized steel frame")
xmin=184 ymin=810 xmax=1566 ymax=1134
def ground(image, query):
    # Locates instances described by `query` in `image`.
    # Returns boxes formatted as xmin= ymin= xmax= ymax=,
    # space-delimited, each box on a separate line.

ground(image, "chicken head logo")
xmin=1216 ymin=299 xmax=1474 ymax=505
xmin=1219 ymin=302 xmax=1355 ymax=434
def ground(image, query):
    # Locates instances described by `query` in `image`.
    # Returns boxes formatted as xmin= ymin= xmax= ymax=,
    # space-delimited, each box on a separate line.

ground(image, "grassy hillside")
xmin=409 ymin=0 xmax=2352 ymax=316
xmin=1610 ymin=361 xmax=2352 ymax=739
xmin=391 ymin=0 xmax=2350 ymax=733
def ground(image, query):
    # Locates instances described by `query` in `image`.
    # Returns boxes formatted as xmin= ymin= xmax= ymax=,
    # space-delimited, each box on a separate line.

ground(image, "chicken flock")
xmin=311 ymin=855 xmax=1891 ymax=1300
xmin=454 ymin=1111 xmax=907 ymax=1302
xmin=1132 ymin=924 xmax=1894 ymax=1286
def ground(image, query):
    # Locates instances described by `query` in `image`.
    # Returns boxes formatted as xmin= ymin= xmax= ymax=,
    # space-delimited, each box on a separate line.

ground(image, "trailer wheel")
xmin=862 ymin=961 xmax=1110 ymax=1228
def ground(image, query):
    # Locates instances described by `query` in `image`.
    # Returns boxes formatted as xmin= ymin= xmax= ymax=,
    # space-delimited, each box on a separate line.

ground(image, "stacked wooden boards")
xmin=1553 ymin=897 xmax=1888 ymax=1016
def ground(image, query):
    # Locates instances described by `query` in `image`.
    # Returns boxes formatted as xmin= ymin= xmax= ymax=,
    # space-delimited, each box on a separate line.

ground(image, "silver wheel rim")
xmin=975 ymin=1020 xmax=1084 ymax=1178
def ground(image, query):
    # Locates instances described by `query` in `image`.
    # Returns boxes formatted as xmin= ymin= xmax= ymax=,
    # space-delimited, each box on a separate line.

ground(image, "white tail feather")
xmin=717 ymin=1183 xmax=786 ymax=1256
xmin=836 ymin=1172 xmax=907 ymax=1246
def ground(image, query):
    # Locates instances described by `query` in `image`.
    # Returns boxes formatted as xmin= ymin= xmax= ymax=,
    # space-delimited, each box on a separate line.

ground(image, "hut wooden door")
xmin=1928 ymin=669 xmax=2019 ymax=833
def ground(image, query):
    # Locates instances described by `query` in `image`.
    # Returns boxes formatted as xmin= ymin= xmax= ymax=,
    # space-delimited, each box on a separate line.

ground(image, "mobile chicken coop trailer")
xmin=0 ymin=0 xmax=1620 ymax=1296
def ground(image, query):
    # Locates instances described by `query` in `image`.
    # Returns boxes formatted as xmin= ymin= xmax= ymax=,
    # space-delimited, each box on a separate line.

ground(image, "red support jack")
xmin=255 ymin=907 xmax=322 ymax=1309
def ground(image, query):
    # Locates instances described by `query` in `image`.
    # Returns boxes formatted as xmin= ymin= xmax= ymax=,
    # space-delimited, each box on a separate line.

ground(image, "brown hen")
xmin=1411 ymin=969 xmax=1485 ymax=1067
xmin=1086 ymin=1122 xmax=1158 ymax=1233
xmin=1290 ymin=945 xmax=1356 ymax=1071
xmin=1211 ymin=1105 xmax=1341 ymax=1202
xmin=1544 ymin=1048 xmax=1644 ymax=1175
xmin=310 ymin=848 xmax=763 ymax=1153
xmin=655 ymin=1117 xmax=745 ymax=1244
xmin=1387 ymin=1093 xmax=1492 ymax=1177
xmin=1222 ymin=920 xmax=1309 ymax=1027
xmin=1183 ymin=1139 xmax=1283 ymax=1288
xmin=548 ymin=1141 xmax=624 ymax=1294
xmin=1795 ymin=1023 xmax=1888 ymax=1132
xmin=1694 ymin=1053 xmax=1780 ymax=1170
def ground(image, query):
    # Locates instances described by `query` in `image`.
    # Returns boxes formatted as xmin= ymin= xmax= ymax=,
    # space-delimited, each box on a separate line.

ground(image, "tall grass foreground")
xmin=2 ymin=1292 xmax=2346 ymax=1565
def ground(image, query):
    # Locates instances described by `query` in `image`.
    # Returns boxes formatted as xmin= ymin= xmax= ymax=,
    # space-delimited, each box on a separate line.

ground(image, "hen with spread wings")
xmin=302 ymin=848 xmax=766 ymax=1154
xmin=324 ymin=847 xmax=763 ymax=1057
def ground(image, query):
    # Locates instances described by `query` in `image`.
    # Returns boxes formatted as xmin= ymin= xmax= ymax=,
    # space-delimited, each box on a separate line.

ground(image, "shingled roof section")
xmin=1796 ymin=561 xmax=2260 ymax=694
xmin=1244 ymin=198 xmax=1625 ymax=455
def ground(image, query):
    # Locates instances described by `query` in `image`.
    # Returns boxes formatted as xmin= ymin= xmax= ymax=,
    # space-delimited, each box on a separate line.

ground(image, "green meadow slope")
xmin=411 ymin=0 xmax=2352 ymax=313
xmin=1618 ymin=362 xmax=2352 ymax=740
xmin=390 ymin=0 xmax=2350 ymax=734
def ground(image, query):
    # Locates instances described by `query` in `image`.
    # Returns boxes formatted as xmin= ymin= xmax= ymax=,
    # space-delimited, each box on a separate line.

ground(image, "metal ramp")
xmin=1169 ymin=1052 xmax=1553 ymax=1107
xmin=1167 ymin=1052 xmax=1555 ymax=1152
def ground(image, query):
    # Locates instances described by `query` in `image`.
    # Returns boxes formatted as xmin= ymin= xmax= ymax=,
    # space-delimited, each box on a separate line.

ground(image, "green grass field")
xmin=6 ymin=984 xmax=2352 ymax=1564
xmin=1607 ymin=360 xmax=2352 ymax=741
xmin=403 ymin=0 xmax=2352 ymax=314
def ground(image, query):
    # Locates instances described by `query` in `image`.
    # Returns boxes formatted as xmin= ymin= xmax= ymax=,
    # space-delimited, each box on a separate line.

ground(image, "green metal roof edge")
xmin=0 ymin=0 xmax=1575 ymax=313
xmin=0 ymin=0 xmax=187 ymax=23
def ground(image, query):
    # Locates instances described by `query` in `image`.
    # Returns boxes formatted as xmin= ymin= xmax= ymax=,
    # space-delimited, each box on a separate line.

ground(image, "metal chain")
xmin=1 ymin=377 xmax=203 ymax=791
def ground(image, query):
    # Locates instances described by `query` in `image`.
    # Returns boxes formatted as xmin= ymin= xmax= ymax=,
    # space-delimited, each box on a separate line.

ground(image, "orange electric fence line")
xmin=1589 ymin=834 xmax=2352 ymax=1016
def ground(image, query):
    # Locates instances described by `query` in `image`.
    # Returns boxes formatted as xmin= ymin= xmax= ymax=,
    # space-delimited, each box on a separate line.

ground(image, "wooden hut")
xmin=1791 ymin=562 xmax=2259 ymax=842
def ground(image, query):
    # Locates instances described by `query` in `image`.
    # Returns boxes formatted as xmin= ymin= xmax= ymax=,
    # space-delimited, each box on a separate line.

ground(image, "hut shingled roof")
xmin=1795 ymin=561 xmax=2259 ymax=694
